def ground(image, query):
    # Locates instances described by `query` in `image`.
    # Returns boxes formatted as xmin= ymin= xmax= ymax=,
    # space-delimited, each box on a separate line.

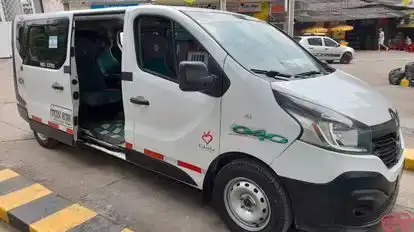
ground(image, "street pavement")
xmin=0 ymin=222 xmax=17 ymax=232
xmin=0 ymin=51 xmax=414 ymax=232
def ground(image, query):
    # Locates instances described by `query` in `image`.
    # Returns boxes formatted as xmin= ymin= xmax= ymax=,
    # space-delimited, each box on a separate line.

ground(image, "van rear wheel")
xmin=33 ymin=130 xmax=59 ymax=149
xmin=213 ymin=159 xmax=292 ymax=232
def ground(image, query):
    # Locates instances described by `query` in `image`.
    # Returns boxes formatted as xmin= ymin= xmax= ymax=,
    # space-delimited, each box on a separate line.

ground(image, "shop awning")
xmin=295 ymin=5 xmax=406 ymax=22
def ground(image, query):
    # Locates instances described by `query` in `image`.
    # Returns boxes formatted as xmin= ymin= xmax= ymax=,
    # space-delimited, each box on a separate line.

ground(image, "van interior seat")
xmin=75 ymin=34 xmax=122 ymax=107
xmin=142 ymin=33 xmax=172 ymax=77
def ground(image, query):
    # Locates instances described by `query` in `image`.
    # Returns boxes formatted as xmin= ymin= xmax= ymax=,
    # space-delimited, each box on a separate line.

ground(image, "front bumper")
xmin=280 ymin=171 xmax=401 ymax=232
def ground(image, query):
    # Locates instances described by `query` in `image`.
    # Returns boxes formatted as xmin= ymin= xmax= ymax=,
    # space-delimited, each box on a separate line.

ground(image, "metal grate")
xmin=0 ymin=0 xmax=30 ymax=22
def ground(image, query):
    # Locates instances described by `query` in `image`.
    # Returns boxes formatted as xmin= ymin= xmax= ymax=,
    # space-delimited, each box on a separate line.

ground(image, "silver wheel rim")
xmin=36 ymin=132 xmax=48 ymax=141
xmin=224 ymin=177 xmax=271 ymax=231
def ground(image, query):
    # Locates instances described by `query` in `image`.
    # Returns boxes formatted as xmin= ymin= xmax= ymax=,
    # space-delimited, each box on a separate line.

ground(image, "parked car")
xmin=294 ymin=35 xmax=355 ymax=64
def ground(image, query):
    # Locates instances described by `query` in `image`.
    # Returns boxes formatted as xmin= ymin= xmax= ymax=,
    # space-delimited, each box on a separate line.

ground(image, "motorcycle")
xmin=389 ymin=62 xmax=414 ymax=86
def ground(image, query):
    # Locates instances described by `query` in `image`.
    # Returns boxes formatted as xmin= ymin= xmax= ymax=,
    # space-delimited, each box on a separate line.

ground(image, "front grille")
xmin=371 ymin=119 xmax=401 ymax=168
xmin=373 ymin=133 xmax=400 ymax=168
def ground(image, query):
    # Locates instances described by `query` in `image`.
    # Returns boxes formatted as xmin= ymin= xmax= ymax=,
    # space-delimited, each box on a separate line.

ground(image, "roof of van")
xmin=16 ymin=4 xmax=230 ymax=20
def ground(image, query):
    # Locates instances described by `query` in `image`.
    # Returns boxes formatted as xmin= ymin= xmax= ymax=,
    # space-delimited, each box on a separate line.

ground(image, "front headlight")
xmin=274 ymin=91 xmax=371 ymax=153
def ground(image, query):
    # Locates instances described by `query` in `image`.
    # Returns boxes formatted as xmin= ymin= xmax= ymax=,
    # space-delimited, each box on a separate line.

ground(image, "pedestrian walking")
xmin=378 ymin=28 xmax=389 ymax=51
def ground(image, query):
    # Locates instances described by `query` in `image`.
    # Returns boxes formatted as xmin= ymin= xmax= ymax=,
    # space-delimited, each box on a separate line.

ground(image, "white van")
xmin=12 ymin=5 xmax=404 ymax=232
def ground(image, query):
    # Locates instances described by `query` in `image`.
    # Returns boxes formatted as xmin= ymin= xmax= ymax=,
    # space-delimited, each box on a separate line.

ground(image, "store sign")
xmin=270 ymin=0 xmax=286 ymax=13
xmin=227 ymin=3 xmax=261 ymax=13
xmin=397 ymin=10 xmax=414 ymax=28
xmin=194 ymin=3 xmax=218 ymax=9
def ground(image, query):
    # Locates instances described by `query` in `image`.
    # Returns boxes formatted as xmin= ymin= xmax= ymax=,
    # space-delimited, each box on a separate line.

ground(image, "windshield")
xmin=183 ymin=11 xmax=327 ymax=77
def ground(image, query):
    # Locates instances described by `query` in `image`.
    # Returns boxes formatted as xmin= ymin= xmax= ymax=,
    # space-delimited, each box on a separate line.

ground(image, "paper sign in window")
xmin=49 ymin=36 xmax=58 ymax=49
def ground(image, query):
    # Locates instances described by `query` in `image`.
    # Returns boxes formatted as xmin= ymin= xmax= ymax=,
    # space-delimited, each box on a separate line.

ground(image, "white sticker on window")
xmin=49 ymin=36 xmax=58 ymax=49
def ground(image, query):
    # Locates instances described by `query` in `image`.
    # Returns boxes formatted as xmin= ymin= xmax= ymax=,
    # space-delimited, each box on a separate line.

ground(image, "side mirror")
xmin=336 ymin=43 xmax=341 ymax=47
xmin=178 ymin=61 xmax=216 ymax=92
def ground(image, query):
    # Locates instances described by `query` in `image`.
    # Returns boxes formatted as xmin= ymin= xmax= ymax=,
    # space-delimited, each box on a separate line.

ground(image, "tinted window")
xmin=16 ymin=23 xmax=25 ymax=57
xmin=25 ymin=19 xmax=69 ymax=69
xmin=135 ymin=15 xmax=220 ymax=82
xmin=307 ymin=38 xmax=323 ymax=46
xmin=324 ymin=38 xmax=337 ymax=47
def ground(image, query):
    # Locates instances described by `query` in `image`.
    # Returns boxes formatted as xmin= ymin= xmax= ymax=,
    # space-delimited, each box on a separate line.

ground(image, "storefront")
xmin=154 ymin=0 xmax=271 ymax=21
xmin=269 ymin=0 xmax=287 ymax=30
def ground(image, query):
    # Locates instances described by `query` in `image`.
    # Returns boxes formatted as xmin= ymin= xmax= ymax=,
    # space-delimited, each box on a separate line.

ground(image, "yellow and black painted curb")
xmin=0 ymin=168 xmax=133 ymax=232
xmin=404 ymin=148 xmax=414 ymax=171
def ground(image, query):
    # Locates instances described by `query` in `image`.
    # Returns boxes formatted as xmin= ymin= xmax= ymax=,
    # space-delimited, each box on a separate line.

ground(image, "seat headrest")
xmin=142 ymin=33 xmax=168 ymax=59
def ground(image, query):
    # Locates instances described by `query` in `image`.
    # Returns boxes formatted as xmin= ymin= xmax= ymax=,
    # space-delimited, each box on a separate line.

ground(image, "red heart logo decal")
xmin=202 ymin=131 xmax=213 ymax=145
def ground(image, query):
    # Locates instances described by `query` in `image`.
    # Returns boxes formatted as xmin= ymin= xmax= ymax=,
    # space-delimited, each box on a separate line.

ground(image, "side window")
xmin=136 ymin=16 xmax=176 ymax=80
xmin=173 ymin=23 xmax=222 ymax=78
xmin=25 ymin=18 xmax=69 ymax=69
xmin=16 ymin=22 xmax=25 ymax=58
xmin=135 ymin=15 xmax=221 ymax=82
xmin=307 ymin=38 xmax=322 ymax=46
xmin=323 ymin=38 xmax=338 ymax=47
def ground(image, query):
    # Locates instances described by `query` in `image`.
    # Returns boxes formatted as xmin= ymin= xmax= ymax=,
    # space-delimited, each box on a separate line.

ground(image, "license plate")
xmin=50 ymin=104 xmax=72 ymax=127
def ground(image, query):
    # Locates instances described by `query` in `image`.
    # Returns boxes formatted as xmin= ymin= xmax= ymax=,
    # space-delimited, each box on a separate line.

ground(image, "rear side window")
xmin=323 ymin=38 xmax=337 ymax=47
xmin=307 ymin=38 xmax=322 ymax=46
xmin=16 ymin=22 xmax=25 ymax=57
xmin=25 ymin=18 xmax=69 ymax=69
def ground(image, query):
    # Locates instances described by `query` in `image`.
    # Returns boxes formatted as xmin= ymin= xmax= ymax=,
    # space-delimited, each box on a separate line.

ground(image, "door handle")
xmin=324 ymin=48 xmax=329 ymax=50
xmin=130 ymin=96 xmax=149 ymax=106
xmin=52 ymin=83 xmax=64 ymax=91
xmin=308 ymin=47 xmax=314 ymax=49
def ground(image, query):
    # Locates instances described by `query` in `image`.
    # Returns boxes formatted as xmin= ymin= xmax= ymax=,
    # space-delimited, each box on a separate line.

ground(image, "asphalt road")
xmin=0 ymin=51 xmax=414 ymax=232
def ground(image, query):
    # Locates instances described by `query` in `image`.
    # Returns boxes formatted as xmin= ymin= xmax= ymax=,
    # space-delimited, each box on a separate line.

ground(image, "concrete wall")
xmin=42 ymin=0 xmax=64 ymax=12
xmin=0 ymin=22 xmax=11 ymax=58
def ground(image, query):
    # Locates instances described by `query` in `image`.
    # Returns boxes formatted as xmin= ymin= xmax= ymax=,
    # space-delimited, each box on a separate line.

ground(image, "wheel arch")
xmin=202 ymin=151 xmax=275 ymax=203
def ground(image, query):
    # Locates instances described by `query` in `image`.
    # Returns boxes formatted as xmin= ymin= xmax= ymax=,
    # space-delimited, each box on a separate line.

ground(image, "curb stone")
xmin=0 ymin=168 xmax=134 ymax=232
xmin=404 ymin=148 xmax=414 ymax=171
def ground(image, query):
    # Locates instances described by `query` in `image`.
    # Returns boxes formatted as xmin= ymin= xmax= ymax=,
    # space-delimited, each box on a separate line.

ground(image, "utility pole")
xmin=287 ymin=0 xmax=295 ymax=37
xmin=220 ymin=0 xmax=226 ymax=11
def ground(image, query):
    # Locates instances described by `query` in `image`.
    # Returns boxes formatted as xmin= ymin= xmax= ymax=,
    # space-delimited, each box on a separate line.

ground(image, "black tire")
xmin=33 ymin=130 xmax=59 ymax=149
xmin=389 ymin=68 xmax=405 ymax=85
xmin=213 ymin=159 xmax=292 ymax=232
xmin=340 ymin=52 xmax=352 ymax=64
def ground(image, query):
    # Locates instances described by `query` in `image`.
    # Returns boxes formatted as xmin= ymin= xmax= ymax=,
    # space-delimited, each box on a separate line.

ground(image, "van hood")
xmin=271 ymin=70 xmax=395 ymax=126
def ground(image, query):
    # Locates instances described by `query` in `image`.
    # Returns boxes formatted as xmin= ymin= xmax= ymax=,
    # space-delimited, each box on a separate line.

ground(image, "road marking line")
xmin=0 ymin=169 xmax=19 ymax=182
xmin=0 ymin=169 xmax=134 ymax=232
xmin=29 ymin=204 xmax=97 ymax=232
xmin=0 ymin=183 xmax=52 ymax=223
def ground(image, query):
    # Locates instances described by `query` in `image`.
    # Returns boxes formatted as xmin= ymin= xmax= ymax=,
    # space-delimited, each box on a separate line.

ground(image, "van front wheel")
xmin=213 ymin=159 xmax=292 ymax=232
xmin=33 ymin=131 xmax=59 ymax=149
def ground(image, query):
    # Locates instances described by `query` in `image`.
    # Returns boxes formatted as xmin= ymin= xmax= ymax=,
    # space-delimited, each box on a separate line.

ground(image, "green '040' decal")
xmin=231 ymin=124 xmax=288 ymax=144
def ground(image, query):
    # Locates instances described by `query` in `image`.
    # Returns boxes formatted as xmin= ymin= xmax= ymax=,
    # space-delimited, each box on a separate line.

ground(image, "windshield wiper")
xmin=295 ymin=71 xmax=322 ymax=77
xmin=251 ymin=69 xmax=292 ymax=80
